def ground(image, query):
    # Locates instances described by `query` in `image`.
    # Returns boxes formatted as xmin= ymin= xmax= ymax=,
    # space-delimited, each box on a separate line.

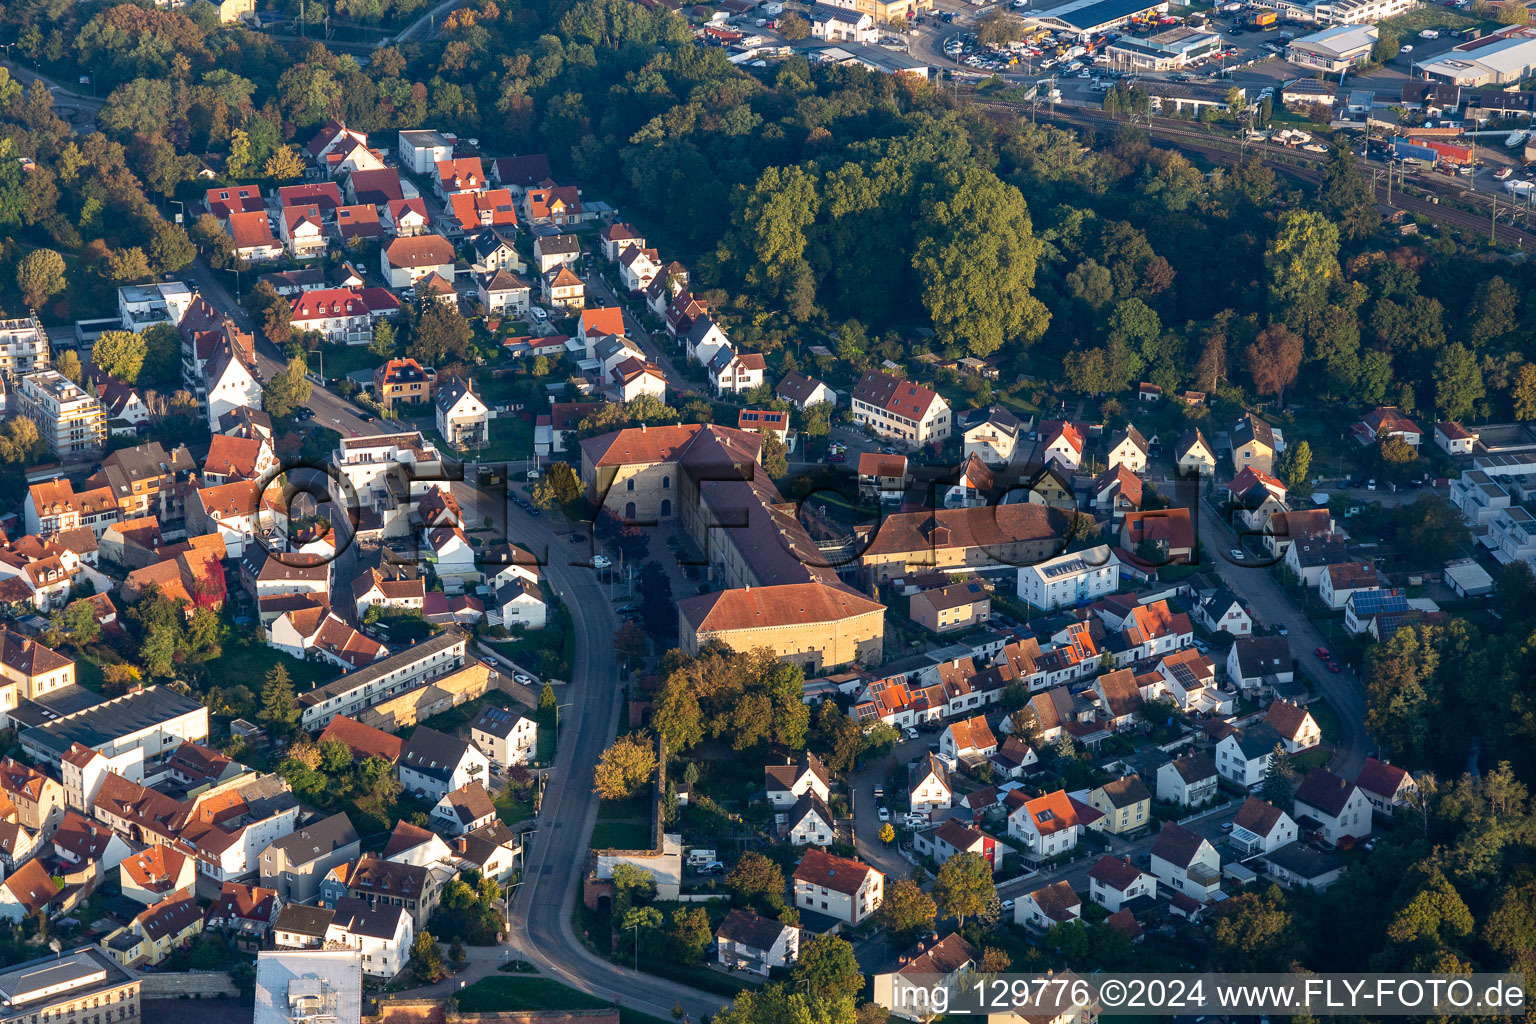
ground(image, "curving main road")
xmin=485 ymin=492 xmax=729 ymax=1024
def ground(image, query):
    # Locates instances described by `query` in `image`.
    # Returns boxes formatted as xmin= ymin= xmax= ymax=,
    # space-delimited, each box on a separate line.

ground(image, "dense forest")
xmin=3 ymin=0 xmax=1536 ymax=994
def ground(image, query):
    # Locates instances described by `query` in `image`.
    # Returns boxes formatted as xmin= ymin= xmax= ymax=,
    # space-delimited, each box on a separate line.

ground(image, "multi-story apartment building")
xmin=295 ymin=629 xmax=468 ymax=731
xmin=850 ymin=370 xmax=950 ymax=447
xmin=0 ymin=317 xmax=51 ymax=380
xmin=1017 ymin=545 xmax=1119 ymax=611
xmin=0 ymin=947 xmax=140 ymax=1024
xmin=15 ymin=370 xmax=107 ymax=457
xmin=118 ymin=283 xmax=194 ymax=333
xmin=328 ymin=432 xmax=443 ymax=536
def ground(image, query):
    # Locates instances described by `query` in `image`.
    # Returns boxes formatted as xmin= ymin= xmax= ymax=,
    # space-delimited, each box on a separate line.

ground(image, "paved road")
xmin=396 ymin=0 xmax=470 ymax=42
xmin=583 ymin=270 xmax=697 ymax=398
xmin=1192 ymin=493 xmax=1371 ymax=778
xmin=4 ymin=60 xmax=103 ymax=134
xmin=476 ymin=493 xmax=728 ymax=1024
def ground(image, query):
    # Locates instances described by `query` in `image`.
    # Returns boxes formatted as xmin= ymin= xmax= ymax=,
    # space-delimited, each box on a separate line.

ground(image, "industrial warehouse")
xmin=1023 ymin=0 xmax=1171 ymax=42
xmin=1416 ymin=27 xmax=1536 ymax=88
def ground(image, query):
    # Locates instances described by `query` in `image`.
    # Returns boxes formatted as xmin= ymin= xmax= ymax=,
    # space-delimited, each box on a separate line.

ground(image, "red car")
xmin=1327 ymin=661 xmax=1342 ymax=673
xmin=1315 ymin=646 xmax=1331 ymax=659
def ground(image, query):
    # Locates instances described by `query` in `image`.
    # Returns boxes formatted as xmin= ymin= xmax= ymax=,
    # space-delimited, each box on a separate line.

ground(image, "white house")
xmin=765 ymin=752 xmax=831 ymax=810
xmin=1014 ymin=879 xmax=1081 ymax=931
xmin=1226 ymin=637 xmax=1293 ymax=693
xmin=871 ymin=934 xmax=979 ymax=1023
xmin=962 ymin=406 xmax=1023 ymax=466
xmin=470 ymin=709 xmax=537 ymax=764
xmin=1087 ymin=855 xmax=1157 ymax=912
xmin=397 ymin=727 xmax=489 ymax=802
xmin=1017 ymin=545 xmax=1117 ymax=611
xmin=425 ymin=527 xmax=478 ymax=592
xmin=810 ymin=2 xmax=878 ymax=42
xmin=1215 ymin=725 xmax=1281 ymax=787
xmin=1007 ymin=791 xmax=1083 ymax=859
xmin=397 ymin=129 xmax=456 ymax=174
xmin=1106 ymin=426 xmax=1149 ymax=474
xmin=431 ymin=781 xmax=497 ymax=837
xmin=1149 ymin=823 xmax=1222 ymax=903
xmin=201 ymin=344 xmax=261 ymax=431
xmin=716 ymin=909 xmax=799 ymax=977
xmin=785 ymin=793 xmax=836 ymax=846
xmin=435 ymin=377 xmax=488 ymax=449
xmin=325 ymin=898 xmax=413 ymax=978
xmin=1356 ymin=757 xmax=1416 ymax=818
xmin=776 ymin=371 xmax=836 ymax=412
xmin=494 ymin=578 xmax=547 ymax=631
xmin=1193 ymin=587 xmax=1251 ymax=636
xmin=1227 ymin=796 xmax=1296 ymax=857
xmin=1176 ymin=428 xmax=1217 ymax=476
xmin=907 ymin=754 xmax=952 ymax=818
xmin=939 ymin=716 xmax=997 ymax=763
xmin=477 ymin=270 xmax=531 ymax=316
xmin=1293 ymin=769 xmax=1372 ymax=845
xmin=708 ymin=348 xmax=766 ymax=395
xmin=1264 ymin=699 xmax=1321 ymax=753
xmin=913 ymin=820 xmax=997 ymax=873
xmin=1038 ymin=420 xmax=1085 ymax=470
xmin=1320 ymin=562 xmax=1385 ymax=611
xmin=792 ymin=850 xmax=883 ymax=926
xmin=381 ymin=236 xmax=455 ymax=290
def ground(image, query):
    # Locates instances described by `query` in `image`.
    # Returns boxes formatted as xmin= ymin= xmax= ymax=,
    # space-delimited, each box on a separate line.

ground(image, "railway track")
xmin=975 ymin=98 xmax=1536 ymax=250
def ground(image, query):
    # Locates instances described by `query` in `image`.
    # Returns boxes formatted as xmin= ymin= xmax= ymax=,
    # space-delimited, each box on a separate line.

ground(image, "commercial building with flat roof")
xmin=1106 ymin=26 xmax=1222 ymax=69
xmin=1025 ymin=0 xmax=1168 ymax=41
xmin=1418 ymin=31 xmax=1536 ymax=87
xmin=1286 ymin=23 xmax=1378 ymax=72
xmin=254 ymin=950 xmax=362 ymax=1024
xmin=0 ymin=947 xmax=138 ymax=1024
xmin=19 ymin=685 xmax=208 ymax=768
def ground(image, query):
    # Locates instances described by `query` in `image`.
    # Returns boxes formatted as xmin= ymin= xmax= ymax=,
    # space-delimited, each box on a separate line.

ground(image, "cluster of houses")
xmin=0 ymin=620 xmax=531 ymax=975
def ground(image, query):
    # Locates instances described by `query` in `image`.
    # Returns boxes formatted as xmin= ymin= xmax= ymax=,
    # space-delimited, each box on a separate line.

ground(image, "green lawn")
xmin=456 ymin=977 xmax=610 ymax=1013
xmin=598 ymin=795 xmax=651 ymax=821
xmin=1376 ymin=5 xmax=1484 ymax=41
xmin=308 ymin=345 xmax=383 ymax=381
xmin=205 ymin=631 xmax=333 ymax=691
xmin=590 ymin=821 xmax=651 ymax=850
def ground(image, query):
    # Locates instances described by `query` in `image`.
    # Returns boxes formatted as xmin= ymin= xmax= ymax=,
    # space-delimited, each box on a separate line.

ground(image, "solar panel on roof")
xmin=1350 ymin=591 xmax=1408 ymax=615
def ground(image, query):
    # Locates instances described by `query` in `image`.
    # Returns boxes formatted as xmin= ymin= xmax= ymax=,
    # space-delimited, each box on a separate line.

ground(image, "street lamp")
xmin=554 ymin=702 xmax=572 ymax=732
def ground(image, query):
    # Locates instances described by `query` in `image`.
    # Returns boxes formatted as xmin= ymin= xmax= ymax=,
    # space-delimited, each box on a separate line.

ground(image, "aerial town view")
xmin=0 ymin=0 xmax=1533 ymax=1018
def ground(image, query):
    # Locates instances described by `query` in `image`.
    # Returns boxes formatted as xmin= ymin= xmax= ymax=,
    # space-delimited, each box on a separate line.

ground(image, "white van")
xmin=687 ymin=848 xmax=717 ymax=867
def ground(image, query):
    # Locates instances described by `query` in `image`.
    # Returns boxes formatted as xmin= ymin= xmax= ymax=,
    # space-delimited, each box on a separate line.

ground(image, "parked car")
xmin=1327 ymin=661 xmax=1342 ymax=673
xmin=877 ymin=805 xmax=890 ymax=822
xmin=1315 ymin=646 xmax=1331 ymax=659
xmin=591 ymin=555 xmax=612 ymax=569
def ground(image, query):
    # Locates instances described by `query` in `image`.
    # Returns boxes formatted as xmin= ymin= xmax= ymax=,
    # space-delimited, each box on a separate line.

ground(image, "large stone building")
xmin=860 ymin=503 xmax=1072 ymax=583
xmin=581 ymin=424 xmax=886 ymax=670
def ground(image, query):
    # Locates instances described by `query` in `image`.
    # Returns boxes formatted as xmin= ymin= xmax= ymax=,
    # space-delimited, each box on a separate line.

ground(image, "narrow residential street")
xmin=582 ymin=270 xmax=696 ymax=398
xmin=1192 ymin=494 xmax=1371 ymax=778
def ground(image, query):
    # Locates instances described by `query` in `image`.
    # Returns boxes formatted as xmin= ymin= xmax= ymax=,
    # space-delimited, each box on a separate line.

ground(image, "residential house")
xmin=435 ymin=377 xmax=488 ymax=448
xmin=1356 ymin=757 xmax=1416 ymax=818
xmin=272 ymin=904 xmax=336 ymax=950
xmin=102 ymin=894 xmax=202 ymax=967
xmin=325 ymin=897 xmax=413 ymax=978
xmin=1015 ymin=879 xmax=1081 ymax=930
xmin=279 ymin=204 xmax=327 ymax=260
xmin=452 ymin=820 xmax=521 ymax=883
xmin=204 ymin=881 xmax=281 ymax=947
xmin=381 ymin=236 xmax=455 ymax=290
xmin=203 ymin=433 xmax=277 ymax=486
xmin=0 ymin=821 xmax=35 ymax=873
xmin=1087 ymin=775 xmax=1151 ymax=835
xmin=430 ymin=781 xmax=497 ymax=838
xmin=289 ymin=287 xmax=399 ymax=346
xmin=599 ymin=222 xmax=645 ymax=262
xmin=1436 ymin=421 xmax=1477 ymax=456
xmin=15 ymin=371 xmax=108 ymax=457
xmin=199 ymin=340 xmax=261 ymax=431
xmin=493 ymin=578 xmax=546 ymax=630
xmin=327 ymin=856 xmax=440 ymax=930
xmin=317 ymin=717 xmax=403 ymax=765
xmin=1016 ymin=545 xmax=1118 ymax=613
xmin=0 ymin=758 xmax=65 ymax=831
xmin=96 ymin=378 xmax=150 ymax=436
xmin=1175 ymin=428 xmax=1217 ymax=476
xmin=1092 ymin=668 xmax=1145 ymax=731
xmin=961 ymin=406 xmax=1023 ymax=466
xmin=447 ymin=189 xmax=518 ymax=234
xmin=1227 ymin=796 xmax=1296 ymax=857
xmin=1231 ymin=413 xmax=1277 ymax=475
xmin=765 ymin=751 xmax=831 ymax=809
xmin=278 ymin=182 xmax=343 ymax=214
xmin=372 ymin=358 xmax=437 ymax=416
xmin=1265 ymin=699 xmax=1321 ymax=753
xmin=1215 ymin=724 xmax=1283 ymax=787
xmin=943 ymin=453 xmax=996 ymax=509
xmin=398 ymin=130 xmax=456 ymax=173
xmin=1106 ymin=425 xmax=1150 ymax=473
xmin=1149 ymin=823 xmax=1222 ymax=902
xmin=1226 ymin=636 xmax=1293 ymax=693
xmin=871 ymin=934 xmax=980 ymax=1023
xmin=914 ymin=820 xmax=997 ymax=872
xmin=542 ymin=265 xmax=585 ymax=309
xmin=909 ymin=581 xmax=991 ymax=634
xmin=907 ymin=753 xmax=952 ymax=818
xmin=50 ymin=810 xmax=133 ymax=888
xmin=1038 ymin=420 xmax=1085 ymax=470
xmin=119 ymin=846 xmax=197 ymax=906
xmin=398 ymin=726 xmax=490 ymax=801
xmin=1008 ymin=790 xmax=1083 ymax=860
xmin=785 ymin=792 xmax=836 ymax=846
xmin=0 ymin=858 xmax=61 ymax=922
xmin=850 ymin=370 xmax=951 ymax=447
xmin=204 ymin=185 xmax=263 ymax=220
xmin=716 ymin=909 xmax=799 ymax=976
xmin=1 ymin=630 xmax=77 ymax=714
xmin=857 ymin=453 xmax=908 ymax=503
xmin=811 ymin=3 xmax=878 ymax=41
xmin=469 ymin=705 xmax=537 ymax=767
xmin=617 ymin=247 xmax=663 ymax=293
xmin=1320 ymin=561 xmax=1385 ymax=610
xmin=1261 ymin=842 xmax=1344 ymax=891
xmin=23 ymin=479 xmax=120 ymax=539
xmin=777 ymin=371 xmax=837 ymax=412
xmin=1293 ymin=768 xmax=1372 ymax=845
xmin=939 ymin=715 xmax=997 ymax=764
xmin=346 ymin=168 xmax=404 ymax=207
xmin=478 ymin=269 xmax=531 ymax=316
xmin=1122 ymin=508 xmax=1195 ymax=565
xmin=522 ymin=183 xmax=584 ymax=227
xmin=1355 ymin=406 xmax=1422 ymax=448
xmin=227 ymin=212 xmax=283 ymax=262
xmin=351 ymin=568 xmax=425 ymax=621
xmin=707 ymin=348 xmax=767 ymax=396
xmin=433 ymin=156 xmax=485 ymax=199
xmin=1193 ymin=586 xmax=1251 ymax=636
xmin=533 ymin=234 xmax=581 ymax=274
xmin=1092 ymin=465 xmax=1144 ymax=520
xmin=792 ymin=849 xmax=883 ymax=926
xmin=1088 ymin=855 xmax=1157 ymax=912
xmin=989 ymin=736 xmax=1039 ymax=780
xmin=384 ymin=197 xmax=431 ymax=237
xmin=259 ymin=812 xmax=361 ymax=905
